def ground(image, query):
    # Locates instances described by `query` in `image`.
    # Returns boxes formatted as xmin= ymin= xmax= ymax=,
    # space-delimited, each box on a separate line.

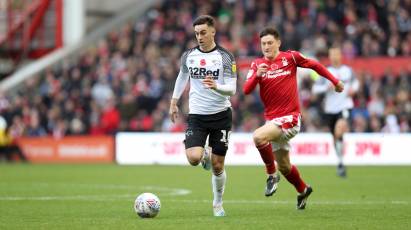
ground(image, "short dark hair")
xmin=259 ymin=27 xmax=280 ymax=39
xmin=193 ymin=15 xmax=215 ymax=27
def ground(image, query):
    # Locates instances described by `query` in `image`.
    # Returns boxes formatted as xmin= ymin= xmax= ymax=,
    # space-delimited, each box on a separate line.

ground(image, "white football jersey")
xmin=172 ymin=46 xmax=237 ymax=115
xmin=312 ymin=65 xmax=359 ymax=114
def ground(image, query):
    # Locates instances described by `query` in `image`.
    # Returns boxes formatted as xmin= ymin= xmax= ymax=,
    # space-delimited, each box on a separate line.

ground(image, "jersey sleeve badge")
xmin=231 ymin=62 xmax=237 ymax=73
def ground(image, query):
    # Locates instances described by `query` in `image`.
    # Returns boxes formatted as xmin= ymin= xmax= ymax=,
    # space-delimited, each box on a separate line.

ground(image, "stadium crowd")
xmin=0 ymin=0 xmax=410 ymax=139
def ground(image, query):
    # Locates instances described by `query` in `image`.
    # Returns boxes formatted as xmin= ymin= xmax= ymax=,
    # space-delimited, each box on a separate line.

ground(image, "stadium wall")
xmin=115 ymin=132 xmax=411 ymax=166
xmin=16 ymin=133 xmax=411 ymax=165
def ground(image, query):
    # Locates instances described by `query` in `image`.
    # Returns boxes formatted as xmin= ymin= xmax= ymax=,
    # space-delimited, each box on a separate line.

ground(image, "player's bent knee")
xmin=334 ymin=128 xmax=345 ymax=139
xmin=185 ymin=149 xmax=202 ymax=166
xmin=335 ymin=119 xmax=348 ymax=137
xmin=211 ymin=155 xmax=225 ymax=174
xmin=253 ymin=131 xmax=268 ymax=146
xmin=186 ymin=155 xmax=201 ymax=166
xmin=187 ymin=157 xmax=200 ymax=166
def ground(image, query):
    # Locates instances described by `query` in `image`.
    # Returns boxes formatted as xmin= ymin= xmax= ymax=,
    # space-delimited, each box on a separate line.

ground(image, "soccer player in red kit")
xmin=243 ymin=27 xmax=344 ymax=209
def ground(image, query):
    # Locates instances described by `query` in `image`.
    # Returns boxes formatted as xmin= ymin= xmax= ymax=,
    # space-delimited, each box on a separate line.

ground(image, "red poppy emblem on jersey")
xmin=271 ymin=64 xmax=278 ymax=69
xmin=200 ymin=59 xmax=206 ymax=66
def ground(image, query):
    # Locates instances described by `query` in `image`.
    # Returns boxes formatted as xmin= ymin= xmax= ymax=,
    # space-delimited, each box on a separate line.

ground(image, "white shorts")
xmin=267 ymin=114 xmax=301 ymax=151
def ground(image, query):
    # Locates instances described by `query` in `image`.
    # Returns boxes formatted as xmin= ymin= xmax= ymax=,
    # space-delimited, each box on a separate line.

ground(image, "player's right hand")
xmin=334 ymin=80 xmax=344 ymax=93
xmin=169 ymin=104 xmax=179 ymax=123
xmin=256 ymin=63 xmax=268 ymax=77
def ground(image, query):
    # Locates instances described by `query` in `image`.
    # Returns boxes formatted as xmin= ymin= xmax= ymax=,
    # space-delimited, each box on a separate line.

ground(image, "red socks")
xmin=284 ymin=165 xmax=307 ymax=193
xmin=257 ymin=143 xmax=307 ymax=193
xmin=256 ymin=143 xmax=276 ymax=174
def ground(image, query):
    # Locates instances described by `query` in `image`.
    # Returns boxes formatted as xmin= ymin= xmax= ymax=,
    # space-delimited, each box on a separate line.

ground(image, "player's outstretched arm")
xmin=243 ymin=62 xmax=262 ymax=95
xmin=292 ymin=51 xmax=341 ymax=90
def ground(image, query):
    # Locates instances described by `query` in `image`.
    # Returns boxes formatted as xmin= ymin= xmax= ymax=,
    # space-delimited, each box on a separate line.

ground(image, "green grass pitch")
xmin=0 ymin=164 xmax=410 ymax=229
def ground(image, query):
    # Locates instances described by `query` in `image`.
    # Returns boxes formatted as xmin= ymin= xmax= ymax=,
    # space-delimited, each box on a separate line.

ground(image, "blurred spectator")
xmin=0 ymin=0 xmax=410 ymax=137
xmin=100 ymin=98 xmax=120 ymax=134
xmin=352 ymin=114 xmax=368 ymax=133
xmin=52 ymin=119 xmax=68 ymax=139
xmin=368 ymin=114 xmax=382 ymax=132
xmin=0 ymin=116 xmax=27 ymax=162
xmin=382 ymin=114 xmax=400 ymax=133
xmin=92 ymin=77 xmax=114 ymax=107
xmin=26 ymin=110 xmax=47 ymax=137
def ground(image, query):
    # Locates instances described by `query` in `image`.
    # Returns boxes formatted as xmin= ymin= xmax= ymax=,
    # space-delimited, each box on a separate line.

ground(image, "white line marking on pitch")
xmin=0 ymin=182 xmax=191 ymax=194
xmin=166 ymin=199 xmax=410 ymax=205
xmin=141 ymin=186 xmax=191 ymax=196
xmin=0 ymin=185 xmax=191 ymax=201
xmin=0 ymin=195 xmax=409 ymax=205
xmin=0 ymin=195 xmax=128 ymax=201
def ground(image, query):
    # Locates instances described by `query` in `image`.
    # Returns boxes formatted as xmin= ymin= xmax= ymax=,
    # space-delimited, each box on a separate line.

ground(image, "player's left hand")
xmin=335 ymin=80 xmax=344 ymax=93
xmin=203 ymin=75 xmax=217 ymax=89
xmin=169 ymin=103 xmax=179 ymax=123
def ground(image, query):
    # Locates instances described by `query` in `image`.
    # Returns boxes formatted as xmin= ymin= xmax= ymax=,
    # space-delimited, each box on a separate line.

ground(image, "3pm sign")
xmin=343 ymin=133 xmax=411 ymax=165
xmin=116 ymin=132 xmax=411 ymax=165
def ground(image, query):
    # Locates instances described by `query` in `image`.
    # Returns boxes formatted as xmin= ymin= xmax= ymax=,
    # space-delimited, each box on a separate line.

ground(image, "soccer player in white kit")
xmin=312 ymin=45 xmax=359 ymax=177
xmin=169 ymin=15 xmax=237 ymax=217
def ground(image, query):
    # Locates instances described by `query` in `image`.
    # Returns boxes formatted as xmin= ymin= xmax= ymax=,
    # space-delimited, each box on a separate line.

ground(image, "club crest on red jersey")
xmin=282 ymin=57 xmax=288 ymax=66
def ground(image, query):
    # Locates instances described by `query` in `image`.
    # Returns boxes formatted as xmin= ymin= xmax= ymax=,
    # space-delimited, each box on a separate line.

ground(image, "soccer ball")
xmin=134 ymin=193 xmax=161 ymax=218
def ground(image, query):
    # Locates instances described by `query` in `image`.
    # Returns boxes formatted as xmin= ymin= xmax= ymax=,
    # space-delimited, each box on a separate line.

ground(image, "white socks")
xmin=212 ymin=170 xmax=226 ymax=207
xmin=335 ymin=140 xmax=343 ymax=165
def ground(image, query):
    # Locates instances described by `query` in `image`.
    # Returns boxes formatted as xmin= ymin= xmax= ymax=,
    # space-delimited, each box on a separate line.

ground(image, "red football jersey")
xmin=243 ymin=50 xmax=338 ymax=120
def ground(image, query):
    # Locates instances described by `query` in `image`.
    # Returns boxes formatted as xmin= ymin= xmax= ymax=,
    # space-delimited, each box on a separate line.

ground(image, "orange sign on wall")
xmin=17 ymin=136 xmax=114 ymax=163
